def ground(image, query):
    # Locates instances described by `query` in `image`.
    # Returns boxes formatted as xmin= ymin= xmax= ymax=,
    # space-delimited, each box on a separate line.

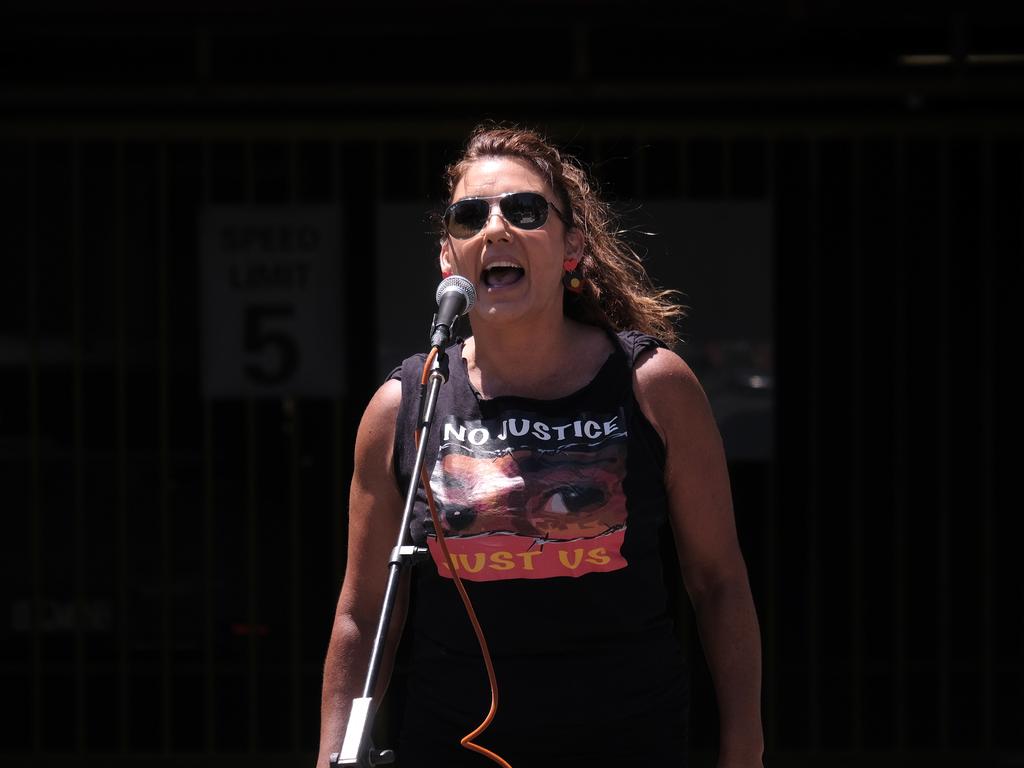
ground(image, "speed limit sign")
xmin=200 ymin=205 xmax=343 ymax=399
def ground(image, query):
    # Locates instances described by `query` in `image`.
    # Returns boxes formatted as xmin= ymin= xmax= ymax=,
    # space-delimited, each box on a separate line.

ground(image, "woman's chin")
xmin=470 ymin=283 xmax=565 ymax=327
xmin=475 ymin=303 xmax=526 ymax=323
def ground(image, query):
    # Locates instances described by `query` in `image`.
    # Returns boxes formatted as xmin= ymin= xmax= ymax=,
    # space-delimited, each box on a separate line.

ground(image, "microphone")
xmin=430 ymin=275 xmax=476 ymax=349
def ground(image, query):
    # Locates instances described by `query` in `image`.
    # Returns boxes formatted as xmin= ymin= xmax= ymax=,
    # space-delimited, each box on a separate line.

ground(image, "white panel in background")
xmin=200 ymin=205 xmax=343 ymax=399
xmin=375 ymin=203 xmax=444 ymax=383
xmin=632 ymin=200 xmax=774 ymax=461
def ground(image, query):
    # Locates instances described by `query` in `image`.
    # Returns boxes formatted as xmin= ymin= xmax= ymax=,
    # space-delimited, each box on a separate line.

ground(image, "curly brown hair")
xmin=442 ymin=122 xmax=685 ymax=346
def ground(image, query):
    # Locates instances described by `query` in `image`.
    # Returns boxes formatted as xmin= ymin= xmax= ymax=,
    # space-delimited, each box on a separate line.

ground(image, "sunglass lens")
xmin=446 ymin=199 xmax=489 ymax=239
xmin=501 ymin=192 xmax=549 ymax=229
xmin=444 ymin=192 xmax=552 ymax=238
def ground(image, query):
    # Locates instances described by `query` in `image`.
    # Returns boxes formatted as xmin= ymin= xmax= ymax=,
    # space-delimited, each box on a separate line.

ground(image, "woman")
xmin=317 ymin=124 xmax=764 ymax=767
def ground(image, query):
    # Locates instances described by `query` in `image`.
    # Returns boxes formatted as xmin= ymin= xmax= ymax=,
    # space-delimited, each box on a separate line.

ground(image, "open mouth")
xmin=481 ymin=263 xmax=525 ymax=288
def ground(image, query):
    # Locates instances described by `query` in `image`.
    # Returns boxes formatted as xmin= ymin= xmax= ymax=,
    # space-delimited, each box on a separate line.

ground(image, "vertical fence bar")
xmin=679 ymin=136 xmax=689 ymax=199
xmin=157 ymin=141 xmax=172 ymax=754
xmin=71 ymin=138 xmax=86 ymax=753
xmin=332 ymin=140 xmax=346 ymax=592
xmin=721 ymin=134 xmax=732 ymax=199
xmin=633 ymin=130 xmax=646 ymax=200
xmin=936 ymin=136 xmax=951 ymax=751
xmin=115 ymin=141 xmax=131 ymax=754
xmin=849 ymin=137 xmax=865 ymax=750
xmin=27 ymin=139 xmax=41 ymax=754
xmin=287 ymin=138 xmax=303 ymax=752
xmin=417 ymin=134 xmax=429 ymax=198
xmin=980 ymin=134 xmax=994 ymax=752
xmin=762 ymin=135 xmax=778 ymax=754
xmin=805 ymin=136 xmax=821 ymax=752
xmin=244 ymin=140 xmax=260 ymax=754
xmin=892 ymin=136 xmax=909 ymax=753
xmin=201 ymin=140 xmax=218 ymax=753
xmin=288 ymin=389 xmax=302 ymax=751
xmin=247 ymin=399 xmax=258 ymax=753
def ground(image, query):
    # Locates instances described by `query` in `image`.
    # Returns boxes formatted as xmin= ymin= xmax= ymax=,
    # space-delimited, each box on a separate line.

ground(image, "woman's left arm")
xmin=634 ymin=346 xmax=764 ymax=768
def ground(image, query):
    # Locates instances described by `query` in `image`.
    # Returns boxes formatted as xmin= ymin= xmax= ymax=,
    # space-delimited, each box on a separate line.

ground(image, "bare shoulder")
xmin=364 ymin=377 xmax=403 ymax=421
xmin=632 ymin=345 xmax=716 ymax=445
xmin=354 ymin=378 xmax=403 ymax=460
xmin=633 ymin=344 xmax=702 ymax=389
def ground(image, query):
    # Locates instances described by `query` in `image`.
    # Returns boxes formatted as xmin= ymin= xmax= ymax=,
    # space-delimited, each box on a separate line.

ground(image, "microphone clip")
xmin=429 ymin=311 xmax=459 ymax=350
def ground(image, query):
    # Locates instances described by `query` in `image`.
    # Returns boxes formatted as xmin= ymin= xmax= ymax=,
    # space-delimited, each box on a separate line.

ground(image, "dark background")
xmin=2 ymin=2 xmax=1022 ymax=766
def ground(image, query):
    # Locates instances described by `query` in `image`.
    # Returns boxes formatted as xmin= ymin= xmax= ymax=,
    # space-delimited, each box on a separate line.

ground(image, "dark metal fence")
xmin=2 ymin=122 xmax=1020 ymax=766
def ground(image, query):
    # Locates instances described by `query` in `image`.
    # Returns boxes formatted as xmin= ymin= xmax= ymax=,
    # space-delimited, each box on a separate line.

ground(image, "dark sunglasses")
xmin=443 ymin=191 xmax=567 ymax=239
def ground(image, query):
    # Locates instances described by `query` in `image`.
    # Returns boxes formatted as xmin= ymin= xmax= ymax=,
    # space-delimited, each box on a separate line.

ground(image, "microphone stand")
xmin=330 ymin=347 xmax=450 ymax=768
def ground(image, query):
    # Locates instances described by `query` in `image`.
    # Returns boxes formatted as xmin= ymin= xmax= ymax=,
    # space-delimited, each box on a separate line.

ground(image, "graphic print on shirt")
xmin=426 ymin=409 xmax=629 ymax=581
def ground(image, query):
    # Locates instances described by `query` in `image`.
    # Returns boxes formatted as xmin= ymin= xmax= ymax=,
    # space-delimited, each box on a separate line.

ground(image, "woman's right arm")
xmin=316 ymin=378 xmax=408 ymax=768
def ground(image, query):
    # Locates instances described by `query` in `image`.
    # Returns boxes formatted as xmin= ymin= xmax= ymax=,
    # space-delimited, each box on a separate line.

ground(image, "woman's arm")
xmin=316 ymin=379 xmax=408 ymax=768
xmin=634 ymin=347 xmax=764 ymax=768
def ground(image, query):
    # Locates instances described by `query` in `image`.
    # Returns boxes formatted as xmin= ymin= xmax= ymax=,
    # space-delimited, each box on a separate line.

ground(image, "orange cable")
xmin=415 ymin=349 xmax=512 ymax=768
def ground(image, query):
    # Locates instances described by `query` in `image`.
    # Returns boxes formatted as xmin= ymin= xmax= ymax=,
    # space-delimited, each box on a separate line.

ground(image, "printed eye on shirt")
xmin=426 ymin=410 xmax=630 ymax=581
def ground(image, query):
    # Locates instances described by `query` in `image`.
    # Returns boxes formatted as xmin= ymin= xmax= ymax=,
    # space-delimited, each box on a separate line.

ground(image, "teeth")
xmin=485 ymin=261 xmax=521 ymax=270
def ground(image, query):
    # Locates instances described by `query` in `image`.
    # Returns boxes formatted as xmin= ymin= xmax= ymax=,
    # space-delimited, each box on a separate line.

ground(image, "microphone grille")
xmin=435 ymin=275 xmax=477 ymax=314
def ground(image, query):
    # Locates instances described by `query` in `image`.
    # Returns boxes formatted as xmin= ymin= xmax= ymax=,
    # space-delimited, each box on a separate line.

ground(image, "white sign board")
xmin=200 ymin=205 xmax=343 ymax=399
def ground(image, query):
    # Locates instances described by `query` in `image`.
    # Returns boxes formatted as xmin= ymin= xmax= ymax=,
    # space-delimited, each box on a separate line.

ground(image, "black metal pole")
xmin=331 ymin=350 xmax=449 ymax=768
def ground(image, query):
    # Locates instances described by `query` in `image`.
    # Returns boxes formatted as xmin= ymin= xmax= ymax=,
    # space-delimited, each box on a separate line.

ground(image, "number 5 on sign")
xmin=244 ymin=304 xmax=299 ymax=384
xmin=200 ymin=205 xmax=344 ymax=399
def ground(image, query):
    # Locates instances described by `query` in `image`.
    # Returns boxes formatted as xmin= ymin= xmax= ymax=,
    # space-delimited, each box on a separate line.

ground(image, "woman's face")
xmin=440 ymin=157 xmax=581 ymax=328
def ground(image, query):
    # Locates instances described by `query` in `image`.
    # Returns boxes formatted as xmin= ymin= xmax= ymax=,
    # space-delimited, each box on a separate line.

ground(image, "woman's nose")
xmin=482 ymin=203 xmax=511 ymax=240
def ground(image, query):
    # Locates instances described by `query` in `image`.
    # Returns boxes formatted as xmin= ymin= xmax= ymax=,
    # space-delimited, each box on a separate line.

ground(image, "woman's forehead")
xmin=454 ymin=157 xmax=550 ymax=199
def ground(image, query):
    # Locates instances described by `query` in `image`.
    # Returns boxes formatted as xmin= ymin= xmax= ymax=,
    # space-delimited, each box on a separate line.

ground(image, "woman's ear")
xmin=439 ymin=236 xmax=454 ymax=275
xmin=565 ymin=227 xmax=583 ymax=261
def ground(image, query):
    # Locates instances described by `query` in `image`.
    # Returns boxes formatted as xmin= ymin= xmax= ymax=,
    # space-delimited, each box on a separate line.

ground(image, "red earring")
xmin=441 ymin=270 xmax=452 ymax=279
xmin=562 ymin=258 xmax=584 ymax=293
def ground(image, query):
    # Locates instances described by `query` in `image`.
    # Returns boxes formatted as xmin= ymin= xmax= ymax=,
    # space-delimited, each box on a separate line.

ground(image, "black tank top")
xmin=389 ymin=330 xmax=688 ymax=766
